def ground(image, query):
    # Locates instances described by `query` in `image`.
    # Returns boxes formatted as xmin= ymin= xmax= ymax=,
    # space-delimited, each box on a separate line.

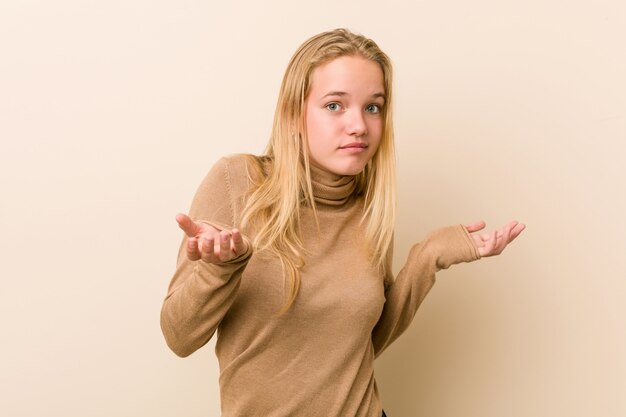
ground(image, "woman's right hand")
xmin=175 ymin=213 xmax=248 ymax=263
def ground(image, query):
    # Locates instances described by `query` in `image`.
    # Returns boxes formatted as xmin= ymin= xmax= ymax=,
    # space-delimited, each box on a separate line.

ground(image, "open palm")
xmin=175 ymin=213 xmax=248 ymax=263
xmin=465 ymin=220 xmax=525 ymax=257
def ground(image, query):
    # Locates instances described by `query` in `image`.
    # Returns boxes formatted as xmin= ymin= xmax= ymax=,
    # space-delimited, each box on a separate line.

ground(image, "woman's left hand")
xmin=465 ymin=220 xmax=525 ymax=257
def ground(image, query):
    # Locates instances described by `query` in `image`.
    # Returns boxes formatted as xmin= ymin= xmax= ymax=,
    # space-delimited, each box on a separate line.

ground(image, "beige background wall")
xmin=1 ymin=0 xmax=624 ymax=416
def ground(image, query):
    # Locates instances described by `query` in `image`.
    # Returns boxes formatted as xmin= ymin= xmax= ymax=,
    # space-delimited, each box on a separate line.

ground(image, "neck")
xmin=308 ymin=163 xmax=356 ymax=206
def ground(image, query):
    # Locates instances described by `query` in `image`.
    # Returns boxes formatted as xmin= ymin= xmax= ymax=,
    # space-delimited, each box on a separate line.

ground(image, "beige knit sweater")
xmin=160 ymin=154 xmax=480 ymax=417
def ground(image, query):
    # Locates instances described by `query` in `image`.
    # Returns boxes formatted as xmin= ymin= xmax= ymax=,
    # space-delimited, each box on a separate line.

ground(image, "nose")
xmin=345 ymin=109 xmax=367 ymax=137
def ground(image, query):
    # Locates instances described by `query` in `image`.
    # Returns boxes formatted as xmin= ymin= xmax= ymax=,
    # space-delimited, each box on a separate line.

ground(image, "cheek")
xmin=367 ymin=120 xmax=384 ymax=153
xmin=369 ymin=118 xmax=383 ymax=140
xmin=305 ymin=113 xmax=325 ymax=157
xmin=306 ymin=112 xmax=336 ymax=144
xmin=305 ymin=108 xmax=324 ymax=139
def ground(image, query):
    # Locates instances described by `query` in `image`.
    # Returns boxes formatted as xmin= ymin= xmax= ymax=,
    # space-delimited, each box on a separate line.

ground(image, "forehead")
xmin=308 ymin=56 xmax=384 ymax=97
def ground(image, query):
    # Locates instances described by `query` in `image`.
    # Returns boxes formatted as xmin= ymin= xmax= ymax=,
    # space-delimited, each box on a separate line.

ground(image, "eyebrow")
xmin=321 ymin=91 xmax=386 ymax=101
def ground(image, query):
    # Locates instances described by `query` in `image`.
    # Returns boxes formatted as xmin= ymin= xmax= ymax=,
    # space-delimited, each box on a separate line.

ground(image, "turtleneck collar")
xmin=309 ymin=163 xmax=357 ymax=206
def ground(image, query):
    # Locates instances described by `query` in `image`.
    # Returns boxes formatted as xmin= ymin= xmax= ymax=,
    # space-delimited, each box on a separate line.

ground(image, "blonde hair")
xmin=241 ymin=28 xmax=396 ymax=312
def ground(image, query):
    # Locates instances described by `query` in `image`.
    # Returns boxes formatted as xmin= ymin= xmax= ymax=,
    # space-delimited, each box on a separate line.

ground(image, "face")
xmin=304 ymin=55 xmax=385 ymax=176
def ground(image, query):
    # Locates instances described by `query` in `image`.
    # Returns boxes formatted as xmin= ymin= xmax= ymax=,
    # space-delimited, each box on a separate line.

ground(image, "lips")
xmin=339 ymin=142 xmax=368 ymax=149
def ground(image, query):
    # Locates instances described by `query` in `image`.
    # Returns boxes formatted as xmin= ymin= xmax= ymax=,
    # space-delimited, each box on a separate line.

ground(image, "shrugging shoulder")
xmin=160 ymin=154 xmax=481 ymax=358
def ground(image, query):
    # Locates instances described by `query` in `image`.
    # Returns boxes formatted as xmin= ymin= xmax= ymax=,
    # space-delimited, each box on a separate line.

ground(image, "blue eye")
xmin=326 ymin=102 xmax=341 ymax=112
xmin=366 ymin=104 xmax=381 ymax=114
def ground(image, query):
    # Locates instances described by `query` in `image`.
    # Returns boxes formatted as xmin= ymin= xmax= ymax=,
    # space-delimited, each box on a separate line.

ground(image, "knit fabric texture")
xmin=160 ymin=154 xmax=480 ymax=417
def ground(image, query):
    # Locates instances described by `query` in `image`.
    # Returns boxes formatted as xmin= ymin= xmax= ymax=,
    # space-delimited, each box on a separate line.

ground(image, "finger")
xmin=176 ymin=213 xmax=200 ymax=237
xmin=186 ymin=237 xmax=201 ymax=261
xmin=508 ymin=220 xmax=519 ymax=229
xmin=507 ymin=223 xmax=526 ymax=243
xmin=231 ymin=229 xmax=247 ymax=256
xmin=200 ymin=236 xmax=217 ymax=263
xmin=489 ymin=229 xmax=498 ymax=253
xmin=219 ymin=231 xmax=231 ymax=261
xmin=494 ymin=223 xmax=514 ymax=254
xmin=465 ymin=220 xmax=486 ymax=233
xmin=497 ymin=219 xmax=523 ymax=252
xmin=496 ymin=221 xmax=521 ymax=244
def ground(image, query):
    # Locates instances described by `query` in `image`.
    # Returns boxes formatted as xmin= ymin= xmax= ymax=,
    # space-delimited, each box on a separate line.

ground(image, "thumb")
xmin=175 ymin=213 xmax=200 ymax=237
xmin=464 ymin=220 xmax=486 ymax=233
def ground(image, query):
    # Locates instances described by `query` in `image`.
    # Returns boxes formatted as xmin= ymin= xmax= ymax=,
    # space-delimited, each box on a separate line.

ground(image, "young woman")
xmin=160 ymin=28 xmax=524 ymax=417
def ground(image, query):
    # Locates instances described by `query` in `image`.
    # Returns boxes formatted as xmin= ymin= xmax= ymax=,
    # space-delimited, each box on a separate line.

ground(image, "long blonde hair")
xmin=240 ymin=28 xmax=396 ymax=312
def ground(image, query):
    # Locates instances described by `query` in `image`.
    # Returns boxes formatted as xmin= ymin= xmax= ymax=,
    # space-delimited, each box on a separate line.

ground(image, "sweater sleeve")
xmin=371 ymin=224 xmax=480 ymax=356
xmin=160 ymin=156 xmax=253 ymax=357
